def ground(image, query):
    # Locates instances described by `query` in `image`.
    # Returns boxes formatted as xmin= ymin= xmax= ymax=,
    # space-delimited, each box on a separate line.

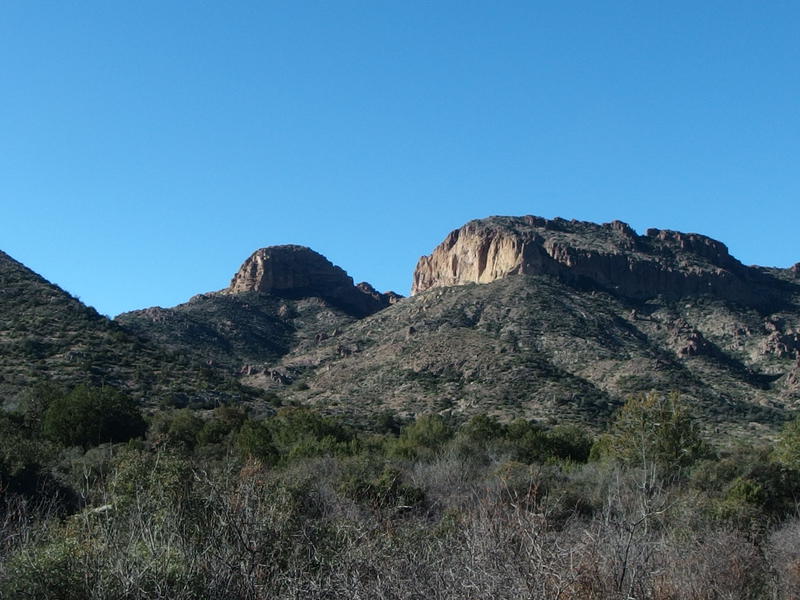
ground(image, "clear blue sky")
xmin=1 ymin=2 xmax=798 ymax=316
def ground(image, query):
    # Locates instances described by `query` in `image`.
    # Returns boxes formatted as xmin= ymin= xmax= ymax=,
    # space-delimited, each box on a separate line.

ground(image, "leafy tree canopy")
xmin=42 ymin=384 xmax=146 ymax=449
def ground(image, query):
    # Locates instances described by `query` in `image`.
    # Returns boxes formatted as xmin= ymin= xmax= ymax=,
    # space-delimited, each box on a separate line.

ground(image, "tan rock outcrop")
xmin=412 ymin=216 xmax=782 ymax=309
xmin=227 ymin=245 xmax=399 ymax=317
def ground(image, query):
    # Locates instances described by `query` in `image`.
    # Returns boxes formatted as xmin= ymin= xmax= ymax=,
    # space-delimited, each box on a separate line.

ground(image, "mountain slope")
xmin=0 ymin=251 xmax=250 ymax=407
xmin=116 ymin=245 xmax=400 ymax=370
xmin=244 ymin=217 xmax=800 ymax=434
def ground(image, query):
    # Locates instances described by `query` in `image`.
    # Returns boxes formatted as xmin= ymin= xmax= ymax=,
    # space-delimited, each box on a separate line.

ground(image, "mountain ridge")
xmin=412 ymin=216 xmax=796 ymax=312
xmin=3 ymin=215 xmax=799 ymax=438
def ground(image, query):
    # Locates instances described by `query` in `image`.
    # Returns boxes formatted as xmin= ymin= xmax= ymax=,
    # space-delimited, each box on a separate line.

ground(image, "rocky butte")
xmin=412 ymin=215 xmax=792 ymax=310
xmin=226 ymin=244 xmax=399 ymax=317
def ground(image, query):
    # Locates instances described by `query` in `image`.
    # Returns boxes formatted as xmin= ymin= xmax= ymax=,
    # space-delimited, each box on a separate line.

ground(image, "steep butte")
xmin=413 ymin=216 xmax=790 ymax=309
xmin=227 ymin=245 xmax=398 ymax=317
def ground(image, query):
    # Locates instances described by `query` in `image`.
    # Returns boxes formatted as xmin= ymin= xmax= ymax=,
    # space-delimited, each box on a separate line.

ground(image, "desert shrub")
xmin=196 ymin=418 xmax=232 ymax=447
xmin=460 ymin=414 xmax=506 ymax=444
xmin=0 ymin=533 xmax=96 ymax=600
xmin=42 ymin=385 xmax=146 ymax=449
xmin=17 ymin=382 xmax=66 ymax=432
xmin=655 ymin=529 xmax=768 ymax=600
xmin=773 ymin=413 xmax=800 ymax=470
xmin=235 ymin=408 xmax=356 ymax=466
xmin=767 ymin=518 xmax=800 ymax=599
xmin=197 ymin=405 xmax=247 ymax=446
xmin=235 ymin=419 xmax=279 ymax=465
xmin=448 ymin=414 xmax=507 ymax=462
xmin=0 ymin=412 xmax=64 ymax=500
xmin=148 ymin=409 xmax=204 ymax=450
xmin=602 ymin=391 xmax=709 ymax=473
xmin=490 ymin=460 xmax=548 ymax=510
xmin=339 ymin=463 xmax=425 ymax=513
xmin=268 ymin=407 xmax=358 ymax=462
xmin=504 ymin=419 xmax=553 ymax=463
xmin=389 ymin=414 xmax=454 ymax=460
xmin=371 ymin=410 xmax=404 ymax=434
xmin=544 ymin=424 xmax=593 ymax=463
xmin=716 ymin=462 xmax=800 ymax=524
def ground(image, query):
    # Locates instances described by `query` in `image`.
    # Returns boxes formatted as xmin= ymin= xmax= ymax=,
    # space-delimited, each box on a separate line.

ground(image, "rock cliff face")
xmin=227 ymin=245 xmax=397 ymax=317
xmin=412 ymin=216 xmax=790 ymax=309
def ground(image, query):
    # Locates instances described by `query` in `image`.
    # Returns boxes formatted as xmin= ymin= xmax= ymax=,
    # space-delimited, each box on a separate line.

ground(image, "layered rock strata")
xmin=412 ymin=216 xmax=791 ymax=309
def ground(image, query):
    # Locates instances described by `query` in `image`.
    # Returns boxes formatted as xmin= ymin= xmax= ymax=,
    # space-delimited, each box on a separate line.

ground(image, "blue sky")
xmin=1 ymin=2 xmax=798 ymax=316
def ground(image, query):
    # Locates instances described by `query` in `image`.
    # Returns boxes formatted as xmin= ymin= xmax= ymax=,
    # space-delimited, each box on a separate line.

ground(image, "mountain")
xmin=244 ymin=217 xmax=800 ymax=434
xmin=116 ymin=245 xmax=401 ymax=369
xmin=0 ymin=250 xmax=252 ymax=408
xmin=412 ymin=216 xmax=793 ymax=311
xmin=3 ymin=216 xmax=799 ymax=437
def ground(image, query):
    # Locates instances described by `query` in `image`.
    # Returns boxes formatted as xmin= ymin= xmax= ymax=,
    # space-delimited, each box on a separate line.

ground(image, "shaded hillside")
xmin=117 ymin=292 xmax=361 ymax=369
xmin=0 ymin=251 xmax=250 ymax=407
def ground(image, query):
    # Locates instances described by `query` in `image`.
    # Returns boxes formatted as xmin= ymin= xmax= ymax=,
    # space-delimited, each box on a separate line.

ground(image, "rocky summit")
xmin=227 ymin=245 xmax=397 ymax=317
xmin=412 ymin=216 xmax=791 ymax=311
xmin=116 ymin=245 xmax=401 ymax=369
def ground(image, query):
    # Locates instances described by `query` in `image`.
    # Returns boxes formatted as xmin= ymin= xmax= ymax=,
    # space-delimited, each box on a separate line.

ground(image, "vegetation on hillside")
xmin=3 ymin=386 xmax=800 ymax=599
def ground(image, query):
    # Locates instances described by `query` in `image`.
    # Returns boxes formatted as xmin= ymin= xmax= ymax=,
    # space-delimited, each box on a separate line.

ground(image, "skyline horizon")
xmin=5 ymin=209 xmax=797 ymax=318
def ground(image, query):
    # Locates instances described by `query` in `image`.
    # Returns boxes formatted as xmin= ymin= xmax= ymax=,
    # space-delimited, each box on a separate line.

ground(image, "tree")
xmin=605 ymin=392 xmax=708 ymax=472
xmin=236 ymin=420 xmax=278 ymax=465
xmin=772 ymin=414 xmax=800 ymax=470
xmin=42 ymin=385 xmax=146 ymax=448
xmin=389 ymin=414 xmax=454 ymax=460
xmin=149 ymin=409 xmax=204 ymax=450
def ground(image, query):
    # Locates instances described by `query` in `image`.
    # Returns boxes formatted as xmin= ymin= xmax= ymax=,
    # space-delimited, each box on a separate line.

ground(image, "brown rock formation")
xmin=412 ymin=216 xmax=787 ymax=309
xmin=227 ymin=245 xmax=396 ymax=317
xmin=356 ymin=282 xmax=404 ymax=306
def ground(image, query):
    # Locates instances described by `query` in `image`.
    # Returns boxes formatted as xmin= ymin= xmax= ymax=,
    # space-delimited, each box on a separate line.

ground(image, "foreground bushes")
xmin=3 ymin=392 xmax=800 ymax=598
xmin=4 ymin=452 xmax=800 ymax=600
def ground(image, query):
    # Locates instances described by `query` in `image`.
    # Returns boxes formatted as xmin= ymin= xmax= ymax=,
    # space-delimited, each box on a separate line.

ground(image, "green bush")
xmin=339 ymin=463 xmax=425 ymax=512
xmin=18 ymin=382 xmax=66 ymax=432
xmin=42 ymin=385 xmax=146 ymax=449
xmin=772 ymin=414 xmax=800 ymax=470
xmin=389 ymin=414 xmax=454 ymax=460
xmin=505 ymin=419 xmax=552 ymax=463
xmin=236 ymin=420 xmax=279 ymax=465
xmin=1 ymin=535 xmax=95 ymax=600
xmin=603 ymin=392 xmax=709 ymax=472
xmin=109 ymin=448 xmax=194 ymax=512
xmin=546 ymin=424 xmax=593 ymax=463
xmin=0 ymin=412 xmax=57 ymax=496
xmin=149 ymin=409 xmax=204 ymax=450
xmin=460 ymin=414 xmax=506 ymax=445
xmin=268 ymin=407 xmax=358 ymax=462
